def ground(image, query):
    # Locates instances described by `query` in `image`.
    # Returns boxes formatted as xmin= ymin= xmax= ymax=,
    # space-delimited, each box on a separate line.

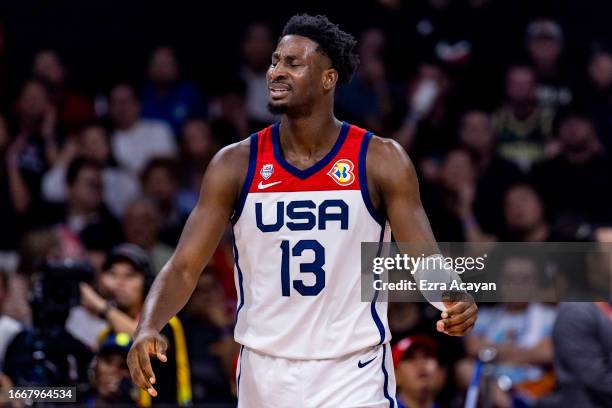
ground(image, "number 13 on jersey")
xmin=280 ymin=240 xmax=325 ymax=296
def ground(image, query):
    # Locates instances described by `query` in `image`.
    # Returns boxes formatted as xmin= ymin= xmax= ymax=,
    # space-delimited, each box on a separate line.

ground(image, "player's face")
xmin=267 ymin=35 xmax=335 ymax=115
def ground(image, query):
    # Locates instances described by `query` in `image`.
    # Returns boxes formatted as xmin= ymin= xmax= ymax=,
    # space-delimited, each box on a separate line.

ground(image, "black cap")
xmin=103 ymin=243 xmax=152 ymax=277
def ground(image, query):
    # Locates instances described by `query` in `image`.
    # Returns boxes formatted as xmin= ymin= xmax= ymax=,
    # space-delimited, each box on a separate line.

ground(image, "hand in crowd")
xmin=80 ymin=282 xmax=108 ymax=316
xmin=56 ymin=134 xmax=80 ymax=164
xmin=409 ymin=78 xmax=439 ymax=121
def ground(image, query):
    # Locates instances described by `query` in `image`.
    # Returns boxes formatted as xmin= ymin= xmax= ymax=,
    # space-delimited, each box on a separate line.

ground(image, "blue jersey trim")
xmin=271 ymin=121 xmax=350 ymax=179
xmin=230 ymin=133 xmax=258 ymax=224
xmin=236 ymin=345 xmax=244 ymax=397
xmin=382 ymin=344 xmax=395 ymax=408
xmin=232 ymin=230 xmax=245 ymax=324
xmin=370 ymin=225 xmax=386 ymax=345
xmin=358 ymin=132 xmax=385 ymax=226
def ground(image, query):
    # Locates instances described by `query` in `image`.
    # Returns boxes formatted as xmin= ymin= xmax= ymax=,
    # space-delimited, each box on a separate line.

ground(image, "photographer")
xmin=2 ymin=259 xmax=94 ymax=388
xmin=91 ymin=244 xmax=192 ymax=406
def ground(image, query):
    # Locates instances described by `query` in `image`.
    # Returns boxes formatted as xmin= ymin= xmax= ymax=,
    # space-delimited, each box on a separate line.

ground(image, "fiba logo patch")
xmin=260 ymin=163 xmax=274 ymax=180
xmin=327 ymin=159 xmax=355 ymax=186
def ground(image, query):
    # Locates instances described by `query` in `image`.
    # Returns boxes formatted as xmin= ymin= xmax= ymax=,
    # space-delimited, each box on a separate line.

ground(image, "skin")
xmin=396 ymin=350 xmax=444 ymax=408
xmin=94 ymin=353 xmax=130 ymax=399
xmin=128 ymin=33 xmax=478 ymax=397
xmin=81 ymin=261 xmax=146 ymax=336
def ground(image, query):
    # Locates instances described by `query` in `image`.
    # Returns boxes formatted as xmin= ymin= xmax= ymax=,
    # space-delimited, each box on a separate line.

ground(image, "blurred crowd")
xmin=0 ymin=0 xmax=611 ymax=407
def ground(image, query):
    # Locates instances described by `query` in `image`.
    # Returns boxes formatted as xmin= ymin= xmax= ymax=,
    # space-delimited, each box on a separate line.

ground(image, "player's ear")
xmin=322 ymin=68 xmax=338 ymax=91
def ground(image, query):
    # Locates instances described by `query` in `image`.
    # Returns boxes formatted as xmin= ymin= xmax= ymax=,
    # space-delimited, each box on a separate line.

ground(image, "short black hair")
xmin=66 ymin=156 xmax=103 ymax=187
xmin=281 ymin=14 xmax=359 ymax=85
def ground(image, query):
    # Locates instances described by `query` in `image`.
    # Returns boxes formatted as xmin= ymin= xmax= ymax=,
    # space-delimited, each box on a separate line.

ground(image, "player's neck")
xmin=279 ymin=111 xmax=342 ymax=158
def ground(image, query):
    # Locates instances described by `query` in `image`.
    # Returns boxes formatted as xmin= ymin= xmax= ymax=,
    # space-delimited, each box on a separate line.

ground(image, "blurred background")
xmin=0 ymin=0 xmax=611 ymax=407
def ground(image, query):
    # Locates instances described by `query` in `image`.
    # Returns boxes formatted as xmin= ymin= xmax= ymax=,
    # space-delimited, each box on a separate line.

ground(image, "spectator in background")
xmin=0 ymin=270 xmax=20 ymax=369
xmin=422 ymin=148 xmax=493 ymax=242
xmin=7 ymin=80 xmax=60 ymax=219
xmin=502 ymin=183 xmax=550 ymax=241
xmin=3 ymin=257 xmax=94 ymax=389
xmin=458 ymin=255 xmax=556 ymax=406
xmin=537 ymin=229 xmax=612 ymax=408
xmin=141 ymin=157 xmax=184 ymax=246
xmin=32 ymin=49 xmax=95 ymax=131
xmin=82 ymin=244 xmax=150 ymax=338
xmin=180 ymin=263 xmax=236 ymax=404
xmin=0 ymin=114 xmax=29 ymax=249
xmin=459 ymin=110 xmax=523 ymax=236
xmin=109 ymin=83 xmax=177 ymax=175
xmin=208 ymin=77 xmax=250 ymax=142
xmin=141 ymin=46 xmax=205 ymax=134
xmin=531 ymin=112 xmax=612 ymax=225
xmin=240 ymin=22 xmax=278 ymax=128
xmin=538 ymin=302 xmax=612 ymax=408
xmin=394 ymin=62 xmax=459 ymax=164
xmin=405 ymin=0 xmax=472 ymax=70
xmin=84 ymin=332 xmax=135 ymax=406
xmin=177 ymin=119 xmax=220 ymax=218
xmin=388 ymin=301 xmax=464 ymax=394
xmin=42 ymin=123 xmax=140 ymax=217
xmin=576 ymin=47 xmax=612 ymax=153
xmin=493 ymin=65 xmax=555 ymax=171
xmin=122 ymin=198 xmax=173 ymax=275
xmin=526 ymin=19 xmax=574 ymax=110
xmin=393 ymin=335 xmax=446 ymax=408
xmin=336 ymin=27 xmax=397 ymax=134
xmin=55 ymin=157 xmax=123 ymax=250
xmin=3 ymin=228 xmax=62 ymax=325
xmin=95 ymin=244 xmax=192 ymax=406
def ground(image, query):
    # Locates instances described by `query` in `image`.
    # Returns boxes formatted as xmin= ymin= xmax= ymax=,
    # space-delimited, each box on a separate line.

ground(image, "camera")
xmin=3 ymin=259 xmax=95 ymax=389
xmin=30 ymin=258 xmax=95 ymax=333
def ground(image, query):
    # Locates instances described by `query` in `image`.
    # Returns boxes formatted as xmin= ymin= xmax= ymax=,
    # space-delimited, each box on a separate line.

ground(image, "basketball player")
xmin=127 ymin=14 xmax=478 ymax=407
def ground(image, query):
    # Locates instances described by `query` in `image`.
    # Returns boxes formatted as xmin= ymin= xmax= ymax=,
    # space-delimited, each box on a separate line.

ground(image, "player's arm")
xmin=127 ymin=138 xmax=250 ymax=396
xmin=367 ymin=136 xmax=478 ymax=336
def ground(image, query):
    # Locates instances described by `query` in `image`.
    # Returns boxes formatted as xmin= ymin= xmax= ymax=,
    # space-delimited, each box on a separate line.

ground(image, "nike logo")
xmin=357 ymin=355 xmax=377 ymax=368
xmin=258 ymin=180 xmax=282 ymax=190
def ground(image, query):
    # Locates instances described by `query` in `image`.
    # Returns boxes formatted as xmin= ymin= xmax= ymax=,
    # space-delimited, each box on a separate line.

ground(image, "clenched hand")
xmin=436 ymin=295 xmax=478 ymax=336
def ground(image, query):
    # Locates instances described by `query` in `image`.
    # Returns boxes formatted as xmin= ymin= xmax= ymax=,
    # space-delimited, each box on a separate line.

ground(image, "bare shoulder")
xmin=207 ymin=136 xmax=252 ymax=180
xmin=366 ymin=135 xmax=418 ymax=193
xmin=211 ymin=136 xmax=252 ymax=168
xmin=367 ymin=134 xmax=406 ymax=158
xmin=199 ymin=136 xmax=253 ymax=204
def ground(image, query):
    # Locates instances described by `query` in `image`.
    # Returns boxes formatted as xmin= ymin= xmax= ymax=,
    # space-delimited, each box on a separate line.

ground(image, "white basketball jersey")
xmin=231 ymin=122 xmax=391 ymax=359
